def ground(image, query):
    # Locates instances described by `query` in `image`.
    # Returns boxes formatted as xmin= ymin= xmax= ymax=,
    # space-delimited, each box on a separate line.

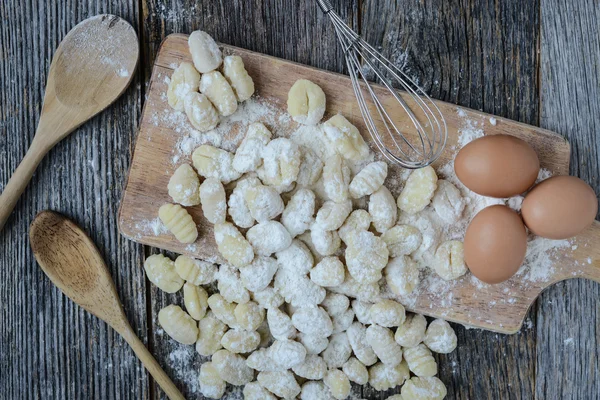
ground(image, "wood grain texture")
xmin=0 ymin=1 xmax=149 ymax=399
xmin=537 ymin=0 xmax=600 ymax=398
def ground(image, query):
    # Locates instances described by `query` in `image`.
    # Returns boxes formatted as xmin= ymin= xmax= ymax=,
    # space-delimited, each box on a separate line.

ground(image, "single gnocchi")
xmin=401 ymin=376 xmax=447 ymax=400
xmin=276 ymin=266 xmax=326 ymax=308
xmin=188 ymin=30 xmax=222 ymax=73
xmin=217 ymin=264 xmax=250 ymax=304
xmin=292 ymin=306 xmax=333 ymax=338
xmin=192 ymin=145 xmax=241 ymax=183
xmin=257 ymin=370 xmax=301 ymax=399
xmin=423 ymin=318 xmax=457 ymax=354
xmin=239 ymin=256 xmax=279 ymax=292
xmin=322 ymin=154 xmax=351 ymax=203
xmin=332 ymin=308 xmax=356 ymax=334
xmin=260 ymin=138 xmax=302 ymax=187
xmin=385 ymin=255 xmax=420 ymax=297
xmin=310 ymin=226 xmax=341 ymax=256
xmin=214 ymin=222 xmax=254 ymax=267
xmin=287 ymin=79 xmax=326 ymax=125
xmin=397 ymin=166 xmax=438 ymax=214
xmin=252 ymin=286 xmax=284 ymax=309
xmin=267 ymin=339 xmax=307 ymax=369
xmin=322 ymin=332 xmax=352 ymax=369
xmin=323 ymin=369 xmax=351 ymax=400
xmin=228 ymin=175 xmax=260 ymax=228
xmin=234 ymin=301 xmax=265 ymax=331
xmin=292 ymin=354 xmax=327 ymax=380
xmin=349 ymin=161 xmax=388 ymax=198
xmin=346 ymin=322 xmax=378 ymax=366
xmin=297 ymin=145 xmax=324 ymax=186
xmin=395 ymin=313 xmax=427 ymax=348
xmin=345 ymin=230 xmax=389 ymax=284
xmin=198 ymin=362 xmax=226 ymax=399
xmin=175 ymin=255 xmax=217 ymax=285
xmin=382 ymin=224 xmax=423 ymax=257
xmin=246 ymin=220 xmax=292 ymax=256
xmin=222 ymin=55 xmax=255 ymax=101
xmin=184 ymin=92 xmax=220 ymax=132
xmin=221 ymin=329 xmax=261 ymax=353
xmin=403 ymin=343 xmax=438 ymax=377
xmin=310 ymin=256 xmax=345 ymax=287
xmin=246 ymin=348 xmax=279 ymax=372
xmin=167 ymin=164 xmax=200 ymax=206
xmin=196 ymin=311 xmax=228 ymax=356
xmin=321 ymin=293 xmax=350 ymax=317
xmin=200 ymin=70 xmax=238 ymax=116
xmin=351 ymin=300 xmax=373 ymax=325
xmin=432 ymin=179 xmax=465 ymax=224
xmin=342 ymin=357 xmax=368 ymax=385
xmin=207 ymin=293 xmax=238 ymax=328
xmin=369 ymin=186 xmax=398 ymax=233
xmin=243 ymin=382 xmax=277 ymax=400
xmin=366 ymin=324 xmax=403 ymax=367
xmin=338 ymin=209 xmax=371 ymax=245
xmin=233 ymin=122 xmax=271 ymax=174
xmin=244 ymin=183 xmax=284 ymax=222
xmin=158 ymin=305 xmax=198 ymax=345
xmin=300 ymin=381 xmax=333 ymax=400
xmin=434 ymin=240 xmax=467 ymax=281
xmin=167 ymin=62 xmax=200 ymax=111
xmin=199 ymin=177 xmax=226 ymax=224
xmin=369 ymin=299 xmax=406 ymax=328
xmin=275 ymin=239 xmax=314 ymax=274
xmin=158 ymin=203 xmax=198 ymax=244
xmin=183 ymin=283 xmax=208 ymax=320
xmin=144 ymin=254 xmax=183 ymax=293
xmin=212 ymin=349 xmax=254 ymax=385
xmin=368 ymin=360 xmax=410 ymax=391
xmin=281 ymin=188 xmax=316 ymax=237
xmin=297 ymin=332 xmax=329 ymax=355
xmin=315 ymin=199 xmax=352 ymax=231
xmin=267 ymin=307 xmax=297 ymax=341
xmin=322 ymin=114 xmax=370 ymax=161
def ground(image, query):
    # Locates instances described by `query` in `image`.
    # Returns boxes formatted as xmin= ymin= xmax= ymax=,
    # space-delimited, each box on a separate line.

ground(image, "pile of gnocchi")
xmin=151 ymin=30 xmax=466 ymax=399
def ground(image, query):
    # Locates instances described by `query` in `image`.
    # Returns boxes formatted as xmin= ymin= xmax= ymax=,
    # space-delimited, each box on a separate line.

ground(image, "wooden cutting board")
xmin=119 ymin=33 xmax=599 ymax=334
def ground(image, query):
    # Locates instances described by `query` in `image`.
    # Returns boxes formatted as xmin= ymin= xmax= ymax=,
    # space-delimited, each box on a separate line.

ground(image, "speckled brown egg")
xmin=464 ymin=205 xmax=528 ymax=284
xmin=454 ymin=134 xmax=540 ymax=198
xmin=522 ymin=176 xmax=598 ymax=239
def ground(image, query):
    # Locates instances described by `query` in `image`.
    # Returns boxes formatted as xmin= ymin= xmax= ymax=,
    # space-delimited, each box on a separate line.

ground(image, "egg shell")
xmin=454 ymin=134 xmax=540 ymax=198
xmin=464 ymin=205 xmax=528 ymax=284
xmin=522 ymin=176 xmax=598 ymax=239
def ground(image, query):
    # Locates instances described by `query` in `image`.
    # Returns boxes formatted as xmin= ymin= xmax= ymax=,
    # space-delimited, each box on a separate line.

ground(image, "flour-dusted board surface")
xmin=119 ymin=33 xmax=600 ymax=334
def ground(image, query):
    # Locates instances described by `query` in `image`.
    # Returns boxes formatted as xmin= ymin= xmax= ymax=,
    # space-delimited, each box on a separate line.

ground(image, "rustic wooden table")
xmin=1 ymin=0 xmax=598 ymax=399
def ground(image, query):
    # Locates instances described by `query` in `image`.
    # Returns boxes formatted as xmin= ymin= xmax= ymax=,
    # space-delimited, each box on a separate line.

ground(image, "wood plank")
xmin=140 ymin=1 xmax=359 ymax=398
xmin=360 ymin=1 xmax=541 ymax=398
xmin=0 ymin=1 xmax=148 ymax=399
xmin=537 ymin=0 xmax=600 ymax=398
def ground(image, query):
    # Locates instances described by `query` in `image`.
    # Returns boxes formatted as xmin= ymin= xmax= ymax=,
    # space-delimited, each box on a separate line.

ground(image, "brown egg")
xmin=454 ymin=134 xmax=540 ymax=198
xmin=464 ymin=205 xmax=528 ymax=284
xmin=522 ymin=176 xmax=598 ymax=239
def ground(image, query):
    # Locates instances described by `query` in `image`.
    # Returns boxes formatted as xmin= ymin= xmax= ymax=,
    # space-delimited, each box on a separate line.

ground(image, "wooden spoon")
xmin=29 ymin=211 xmax=185 ymax=400
xmin=0 ymin=15 xmax=139 ymax=231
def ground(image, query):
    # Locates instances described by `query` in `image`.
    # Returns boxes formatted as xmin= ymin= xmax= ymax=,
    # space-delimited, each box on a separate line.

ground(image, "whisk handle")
xmin=316 ymin=0 xmax=334 ymax=13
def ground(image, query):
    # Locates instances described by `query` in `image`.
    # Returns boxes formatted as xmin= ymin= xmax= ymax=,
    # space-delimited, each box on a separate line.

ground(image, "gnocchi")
xmin=342 ymin=357 xmax=368 ymax=385
xmin=199 ymin=177 xmax=226 ymax=224
xmin=385 ymin=255 xmax=420 ymax=297
xmin=281 ymin=188 xmax=316 ymax=237
xmin=212 ymin=349 xmax=254 ymax=385
xmin=310 ymin=226 xmax=341 ymax=256
xmin=338 ymin=209 xmax=371 ymax=245
xmin=200 ymin=70 xmax=238 ymax=116
xmin=199 ymin=362 xmax=226 ymax=399
xmin=369 ymin=299 xmax=406 ymax=328
xmin=244 ymin=183 xmax=284 ymax=222
xmin=188 ymin=30 xmax=222 ymax=73
xmin=167 ymin=164 xmax=200 ymax=206
xmin=369 ymin=186 xmax=398 ymax=233
xmin=214 ymin=222 xmax=254 ymax=268
xmin=432 ymin=179 xmax=465 ymax=224
xmin=403 ymin=343 xmax=438 ymax=377
xmin=167 ymin=62 xmax=200 ymax=111
xmin=183 ymin=283 xmax=208 ymax=320
xmin=192 ymin=145 xmax=241 ymax=183
xmin=292 ymin=306 xmax=333 ymax=338
xmin=292 ymin=354 xmax=327 ymax=380
xmin=233 ymin=122 xmax=271 ymax=174
xmin=323 ymin=369 xmax=351 ymax=400
xmin=300 ymin=381 xmax=333 ymax=400
xmin=297 ymin=332 xmax=329 ymax=355
xmin=267 ymin=307 xmax=297 ymax=341
xmin=275 ymin=239 xmax=314 ymax=274
xmin=158 ymin=305 xmax=198 ymax=345
xmin=346 ymin=322 xmax=378 ymax=366
xmin=345 ymin=230 xmax=389 ymax=284
xmin=144 ymin=254 xmax=183 ymax=293
xmin=217 ymin=264 xmax=250 ymax=304
xmin=257 ymin=371 xmax=301 ymax=399
xmin=368 ymin=360 xmax=410 ymax=391
xmin=158 ymin=203 xmax=198 ymax=244
xmin=246 ymin=220 xmax=292 ymax=256
xmin=423 ymin=318 xmax=457 ymax=354
xmin=321 ymin=292 xmax=350 ymax=316
xmin=297 ymin=145 xmax=324 ymax=186
xmin=222 ymin=55 xmax=255 ymax=102
xmin=401 ymin=376 xmax=447 ymax=400
xmin=349 ymin=161 xmax=388 ymax=198
xmin=315 ymin=199 xmax=352 ymax=231
xmin=207 ymin=293 xmax=238 ymax=328
xmin=196 ymin=311 xmax=227 ymax=356
xmin=322 ymin=154 xmax=351 ymax=203
xmin=221 ymin=329 xmax=261 ymax=353
xmin=228 ymin=175 xmax=260 ymax=228
xmin=175 ymin=255 xmax=217 ymax=285
xmin=239 ymin=256 xmax=279 ymax=292
xmin=351 ymin=300 xmax=373 ymax=325
xmin=260 ymin=138 xmax=302 ymax=187
xmin=322 ymin=114 xmax=370 ymax=161
xmin=395 ymin=313 xmax=427 ymax=348
xmin=246 ymin=348 xmax=279 ymax=372
xmin=397 ymin=166 xmax=438 ymax=214
xmin=322 ymin=332 xmax=352 ymax=369
xmin=287 ymin=79 xmax=326 ymax=125
xmin=184 ymin=92 xmax=220 ymax=132
xmin=234 ymin=301 xmax=265 ymax=331
xmin=267 ymin=339 xmax=307 ymax=369
xmin=434 ymin=240 xmax=467 ymax=281
xmin=252 ymin=286 xmax=284 ymax=309
xmin=243 ymin=381 xmax=277 ymax=400
xmin=382 ymin=225 xmax=422 ymax=257
xmin=310 ymin=256 xmax=345 ymax=287
xmin=366 ymin=324 xmax=403 ymax=367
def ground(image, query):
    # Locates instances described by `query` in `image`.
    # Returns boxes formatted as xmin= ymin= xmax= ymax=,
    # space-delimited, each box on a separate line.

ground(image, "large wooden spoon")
xmin=30 ymin=211 xmax=185 ymax=400
xmin=0 ymin=15 xmax=139 ymax=231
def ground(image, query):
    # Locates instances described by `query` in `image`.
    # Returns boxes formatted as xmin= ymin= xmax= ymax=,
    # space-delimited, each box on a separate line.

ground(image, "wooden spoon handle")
xmin=577 ymin=220 xmax=600 ymax=283
xmin=119 ymin=324 xmax=185 ymax=400
xmin=0 ymin=136 xmax=49 ymax=231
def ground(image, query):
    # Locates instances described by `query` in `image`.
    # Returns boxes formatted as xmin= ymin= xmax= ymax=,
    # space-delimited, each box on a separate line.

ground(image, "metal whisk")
xmin=316 ymin=0 xmax=447 ymax=169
